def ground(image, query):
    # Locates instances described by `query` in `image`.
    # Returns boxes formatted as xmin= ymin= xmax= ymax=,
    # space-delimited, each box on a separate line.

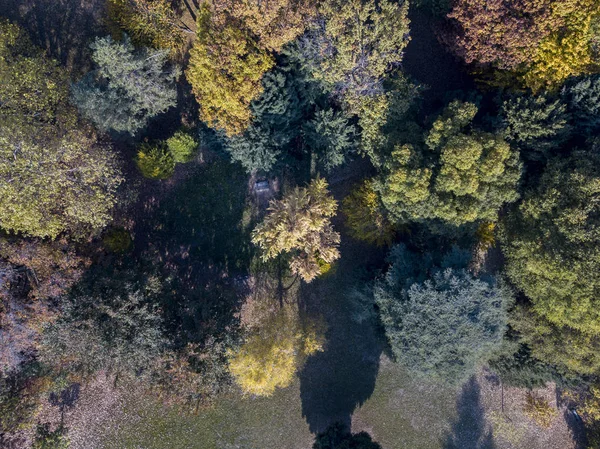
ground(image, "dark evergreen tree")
xmin=313 ymin=423 xmax=382 ymax=449
xmin=562 ymin=74 xmax=600 ymax=136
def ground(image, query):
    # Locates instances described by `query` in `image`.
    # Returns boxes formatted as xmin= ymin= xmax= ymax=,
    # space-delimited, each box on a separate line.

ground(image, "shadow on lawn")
xmin=443 ymin=377 xmax=495 ymax=449
xmin=298 ymin=236 xmax=386 ymax=434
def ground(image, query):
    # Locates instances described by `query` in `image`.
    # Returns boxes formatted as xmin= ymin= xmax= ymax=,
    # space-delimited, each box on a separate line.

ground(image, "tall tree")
xmin=563 ymin=74 xmax=600 ymax=135
xmin=315 ymin=0 xmax=411 ymax=106
xmin=376 ymin=101 xmax=522 ymax=226
xmin=186 ymin=4 xmax=274 ymax=135
xmin=72 ymin=35 xmax=179 ymax=135
xmin=375 ymin=245 xmax=511 ymax=384
xmin=107 ymin=0 xmax=189 ymax=53
xmin=500 ymin=145 xmax=600 ymax=337
xmin=252 ymin=178 xmax=340 ymax=282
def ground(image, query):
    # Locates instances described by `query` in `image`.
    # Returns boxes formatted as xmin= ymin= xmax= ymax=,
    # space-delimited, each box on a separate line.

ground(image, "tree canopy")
xmin=375 ymin=245 xmax=511 ymax=384
xmin=72 ymin=35 xmax=179 ymax=135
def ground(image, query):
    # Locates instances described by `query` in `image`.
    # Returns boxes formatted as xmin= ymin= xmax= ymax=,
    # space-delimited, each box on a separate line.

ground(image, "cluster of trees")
xmin=3 ymin=0 xmax=600 ymax=446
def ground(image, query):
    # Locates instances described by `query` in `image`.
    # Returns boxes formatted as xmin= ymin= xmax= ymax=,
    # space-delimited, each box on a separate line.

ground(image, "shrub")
xmin=523 ymin=392 xmax=557 ymax=428
xmin=135 ymin=143 xmax=175 ymax=179
xmin=166 ymin=130 xmax=197 ymax=163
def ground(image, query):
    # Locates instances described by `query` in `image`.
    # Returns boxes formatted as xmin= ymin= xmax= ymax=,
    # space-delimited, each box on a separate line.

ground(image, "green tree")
xmin=500 ymin=94 xmax=571 ymax=161
xmin=500 ymin=145 xmax=600 ymax=336
xmin=42 ymin=268 xmax=169 ymax=379
xmin=342 ymin=180 xmax=395 ymax=246
xmin=0 ymin=19 xmax=76 ymax=134
xmin=303 ymin=108 xmax=356 ymax=173
xmin=252 ymin=178 xmax=340 ymax=282
xmin=166 ymin=130 xmax=197 ymax=163
xmin=0 ymin=127 xmax=123 ymax=239
xmin=32 ymin=423 xmax=69 ymax=449
xmin=316 ymin=0 xmax=410 ymax=105
xmin=562 ymin=74 xmax=600 ymax=135
xmin=135 ymin=142 xmax=175 ymax=179
xmin=72 ymin=35 xmax=179 ymax=135
xmin=375 ymin=244 xmax=511 ymax=384
xmin=107 ymin=0 xmax=190 ymax=54
xmin=377 ymin=101 xmax=522 ymax=226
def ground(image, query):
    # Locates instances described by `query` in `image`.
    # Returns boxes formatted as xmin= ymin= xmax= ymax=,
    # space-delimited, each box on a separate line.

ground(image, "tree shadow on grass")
xmin=443 ymin=377 xmax=495 ymax=449
xmin=133 ymin=158 xmax=254 ymax=347
xmin=0 ymin=0 xmax=106 ymax=74
xmin=298 ymin=236 xmax=386 ymax=434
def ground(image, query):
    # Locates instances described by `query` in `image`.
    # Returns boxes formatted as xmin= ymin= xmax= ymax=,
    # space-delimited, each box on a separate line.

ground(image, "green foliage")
xmin=252 ymin=178 xmax=340 ymax=282
xmin=523 ymin=392 xmax=557 ymax=428
xmin=135 ymin=142 xmax=175 ymax=179
xmin=313 ymin=423 xmax=382 ymax=449
xmin=42 ymin=268 xmax=169 ymax=378
xmin=342 ymin=180 xmax=395 ymax=246
xmin=500 ymin=94 xmax=571 ymax=160
xmin=500 ymin=145 xmax=600 ymax=336
xmin=0 ymin=367 xmax=42 ymax=433
xmin=0 ymin=128 xmax=123 ymax=239
xmin=0 ymin=19 xmax=76 ymax=134
xmin=166 ymin=130 xmax=197 ymax=163
xmin=107 ymin=0 xmax=187 ymax=54
xmin=316 ymin=0 xmax=410 ymax=105
xmin=488 ymin=336 xmax=557 ymax=389
xmin=72 ymin=35 xmax=179 ymax=135
xmin=303 ymin=108 xmax=356 ymax=172
xmin=375 ymin=244 xmax=511 ymax=384
xmin=32 ymin=423 xmax=69 ymax=449
xmin=377 ymin=101 xmax=522 ymax=226
xmin=563 ymin=74 xmax=600 ymax=135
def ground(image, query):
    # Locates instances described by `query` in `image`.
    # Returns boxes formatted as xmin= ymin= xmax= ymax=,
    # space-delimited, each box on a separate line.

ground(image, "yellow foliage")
xmin=186 ymin=4 xmax=274 ymax=135
xmin=523 ymin=1 xmax=600 ymax=91
xmin=228 ymin=307 xmax=324 ymax=396
xmin=523 ymin=392 xmax=557 ymax=428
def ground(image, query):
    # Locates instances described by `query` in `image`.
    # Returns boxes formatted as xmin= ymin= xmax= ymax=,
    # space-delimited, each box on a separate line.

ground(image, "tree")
xmin=135 ymin=142 xmax=175 ymax=179
xmin=303 ymin=108 xmax=356 ymax=173
xmin=166 ymin=130 xmax=197 ymax=163
xmin=252 ymin=178 xmax=340 ymax=282
xmin=500 ymin=94 xmax=571 ymax=161
xmin=72 ymin=35 xmax=179 ymax=135
xmin=0 ymin=19 xmax=76 ymax=134
xmin=228 ymin=306 xmax=322 ymax=396
xmin=186 ymin=4 xmax=274 ymax=135
xmin=376 ymin=101 xmax=522 ymax=226
xmin=375 ymin=244 xmax=511 ymax=384
xmin=212 ymin=0 xmax=316 ymax=52
xmin=107 ymin=0 xmax=190 ymax=53
xmin=500 ymin=146 xmax=600 ymax=336
xmin=313 ymin=423 xmax=382 ymax=449
xmin=0 ymin=126 xmax=123 ymax=239
xmin=41 ymin=268 xmax=169 ymax=379
xmin=315 ymin=0 xmax=410 ymax=104
xmin=562 ymin=74 xmax=600 ymax=135
xmin=342 ymin=180 xmax=395 ymax=246
xmin=522 ymin=2 xmax=600 ymax=92
xmin=446 ymin=0 xmax=556 ymax=70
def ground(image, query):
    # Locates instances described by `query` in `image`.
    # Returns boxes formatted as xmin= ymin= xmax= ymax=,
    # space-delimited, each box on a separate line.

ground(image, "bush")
xmin=166 ymin=130 xmax=197 ymax=163
xmin=32 ymin=423 xmax=69 ymax=449
xmin=523 ymin=392 xmax=557 ymax=428
xmin=135 ymin=143 xmax=175 ymax=179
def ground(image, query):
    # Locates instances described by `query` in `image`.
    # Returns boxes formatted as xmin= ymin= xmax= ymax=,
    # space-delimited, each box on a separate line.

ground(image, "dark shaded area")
xmin=443 ymin=377 xmax=495 ymax=449
xmin=0 ymin=0 xmax=107 ymax=74
xmin=313 ymin=422 xmax=382 ymax=449
xmin=564 ymin=409 xmax=588 ymax=449
xmin=131 ymin=158 xmax=253 ymax=346
xmin=403 ymin=8 xmax=475 ymax=113
xmin=49 ymin=383 xmax=80 ymax=414
xmin=299 ymin=230 xmax=386 ymax=433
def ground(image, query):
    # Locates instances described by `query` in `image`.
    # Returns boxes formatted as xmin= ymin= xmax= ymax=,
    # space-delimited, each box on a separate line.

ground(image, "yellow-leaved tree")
xmin=186 ymin=4 xmax=274 ymax=135
xmin=252 ymin=178 xmax=340 ymax=282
